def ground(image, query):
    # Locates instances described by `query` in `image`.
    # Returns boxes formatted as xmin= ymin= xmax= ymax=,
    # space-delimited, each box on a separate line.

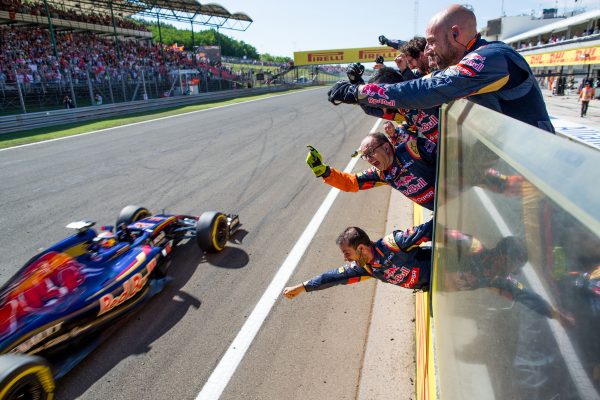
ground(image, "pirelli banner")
xmin=294 ymin=47 xmax=399 ymax=66
xmin=524 ymin=45 xmax=600 ymax=67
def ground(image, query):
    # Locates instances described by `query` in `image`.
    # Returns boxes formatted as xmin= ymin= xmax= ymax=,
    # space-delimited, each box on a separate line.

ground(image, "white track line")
xmin=196 ymin=118 xmax=382 ymax=400
xmin=1 ymin=88 xmax=321 ymax=153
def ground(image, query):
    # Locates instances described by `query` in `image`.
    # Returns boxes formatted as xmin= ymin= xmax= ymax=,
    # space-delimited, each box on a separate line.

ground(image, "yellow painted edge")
xmin=413 ymin=202 xmax=437 ymax=400
xmin=415 ymin=290 xmax=429 ymax=400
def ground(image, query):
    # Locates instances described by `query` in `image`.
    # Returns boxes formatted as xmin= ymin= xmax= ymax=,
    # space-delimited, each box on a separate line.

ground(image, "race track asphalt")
xmin=0 ymin=87 xmax=393 ymax=400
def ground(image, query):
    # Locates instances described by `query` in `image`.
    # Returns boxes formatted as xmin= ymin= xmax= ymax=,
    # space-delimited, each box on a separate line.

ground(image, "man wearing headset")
xmin=328 ymin=4 xmax=554 ymax=134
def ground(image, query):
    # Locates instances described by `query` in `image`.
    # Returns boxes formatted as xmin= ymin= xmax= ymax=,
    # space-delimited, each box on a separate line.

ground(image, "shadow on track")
xmin=55 ymin=237 xmax=249 ymax=399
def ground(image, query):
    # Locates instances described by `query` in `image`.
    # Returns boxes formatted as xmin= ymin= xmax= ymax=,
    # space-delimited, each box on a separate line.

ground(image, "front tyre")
xmin=116 ymin=205 xmax=151 ymax=228
xmin=0 ymin=354 xmax=54 ymax=400
xmin=196 ymin=212 xmax=229 ymax=253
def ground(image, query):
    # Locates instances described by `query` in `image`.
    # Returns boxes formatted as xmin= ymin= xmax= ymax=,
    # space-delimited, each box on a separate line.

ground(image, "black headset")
xmin=452 ymin=30 xmax=467 ymax=50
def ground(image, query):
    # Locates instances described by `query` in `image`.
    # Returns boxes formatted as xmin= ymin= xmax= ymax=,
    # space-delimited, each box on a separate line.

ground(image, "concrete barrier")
xmin=0 ymin=85 xmax=295 ymax=135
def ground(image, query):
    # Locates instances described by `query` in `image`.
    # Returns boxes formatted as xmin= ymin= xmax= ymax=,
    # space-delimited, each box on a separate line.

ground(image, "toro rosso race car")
xmin=0 ymin=205 xmax=239 ymax=400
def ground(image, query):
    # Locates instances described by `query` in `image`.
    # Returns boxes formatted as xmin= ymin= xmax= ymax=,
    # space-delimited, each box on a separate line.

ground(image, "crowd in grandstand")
xmin=0 ymin=1 xmax=303 ymax=93
xmin=317 ymin=65 xmax=346 ymax=75
xmin=0 ymin=0 xmax=149 ymax=31
xmin=514 ymin=25 xmax=600 ymax=49
xmin=0 ymin=25 xmax=251 ymax=87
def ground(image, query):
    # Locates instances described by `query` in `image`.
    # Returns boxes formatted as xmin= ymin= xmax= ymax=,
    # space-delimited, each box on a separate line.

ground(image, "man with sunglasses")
xmin=306 ymin=131 xmax=437 ymax=210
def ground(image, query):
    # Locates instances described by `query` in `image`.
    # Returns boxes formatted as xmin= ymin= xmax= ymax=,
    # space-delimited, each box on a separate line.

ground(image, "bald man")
xmin=328 ymin=4 xmax=554 ymax=133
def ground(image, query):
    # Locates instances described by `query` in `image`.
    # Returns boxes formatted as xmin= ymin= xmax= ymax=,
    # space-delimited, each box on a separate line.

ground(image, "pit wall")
xmin=415 ymin=99 xmax=600 ymax=400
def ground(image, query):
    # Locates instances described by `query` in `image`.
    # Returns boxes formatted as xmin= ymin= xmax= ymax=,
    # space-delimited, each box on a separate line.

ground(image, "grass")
xmin=223 ymin=62 xmax=283 ymax=74
xmin=222 ymin=63 xmax=342 ymax=80
xmin=0 ymin=87 xmax=311 ymax=149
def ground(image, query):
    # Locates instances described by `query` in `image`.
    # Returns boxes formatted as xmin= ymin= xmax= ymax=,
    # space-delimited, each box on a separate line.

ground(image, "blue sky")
xmin=186 ymin=0 xmax=600 ymax=57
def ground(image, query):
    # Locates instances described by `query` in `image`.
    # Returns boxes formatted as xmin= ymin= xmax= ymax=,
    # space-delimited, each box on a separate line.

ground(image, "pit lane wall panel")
xmin=414 ymin=204 xmax=436 ymax=400
xmin=293 ymin=47 xmax=399 ymax=66
xmin=429 ymin=99 xmax=600 ymax=400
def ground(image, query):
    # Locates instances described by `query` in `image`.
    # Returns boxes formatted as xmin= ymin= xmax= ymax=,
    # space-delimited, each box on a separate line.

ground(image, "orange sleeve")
xmin=323 ymin=167 xmax=359 ymax=192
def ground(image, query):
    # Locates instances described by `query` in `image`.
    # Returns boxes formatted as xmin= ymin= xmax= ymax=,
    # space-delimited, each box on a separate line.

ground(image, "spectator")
xmin=95 ymin=93 xmax=103 ymax=105
xmin=579 ymin=81 xmax=594 ymax=117
xmin=63 ymin=95 xmax=74 ymax=109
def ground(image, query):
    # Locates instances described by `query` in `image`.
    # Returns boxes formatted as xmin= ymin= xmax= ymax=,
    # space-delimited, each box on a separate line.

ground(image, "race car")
xmin=0 ymin=205 xmax=240 ymax=400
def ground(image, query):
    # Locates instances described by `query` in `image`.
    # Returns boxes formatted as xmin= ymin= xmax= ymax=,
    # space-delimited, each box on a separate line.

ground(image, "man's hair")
xmin=368 ymin=66 xmax=404 ymax=84
xmin=367 ymin=132 xmax=392 ymax=147
xmin=336 ymin=227 xmax=371 ymax=249
xmin=401 ymin=37 xmax=426 ymax=59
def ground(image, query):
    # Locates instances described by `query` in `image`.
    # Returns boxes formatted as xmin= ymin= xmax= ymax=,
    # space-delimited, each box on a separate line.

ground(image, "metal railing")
xmin=0 ymin=84 xmax=295 ymax=135
xmin=0 ymin=64 xmax=256 ymax=116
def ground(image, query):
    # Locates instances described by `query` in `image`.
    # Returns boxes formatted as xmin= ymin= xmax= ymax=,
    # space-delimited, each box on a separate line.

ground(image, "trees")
xmin=145 ymin=23 xmax=261 ymax=59
xmin=260 ymin=53 xmax=292 ymax=64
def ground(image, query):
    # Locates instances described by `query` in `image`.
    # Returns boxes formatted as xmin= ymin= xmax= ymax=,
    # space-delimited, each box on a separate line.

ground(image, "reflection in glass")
xmin=433 ymin=101 xmax=600 ymax=400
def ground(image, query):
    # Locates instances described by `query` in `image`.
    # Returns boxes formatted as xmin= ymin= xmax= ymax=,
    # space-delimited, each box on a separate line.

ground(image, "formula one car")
xmin=0 ymin=205 xmax=240 ymax=400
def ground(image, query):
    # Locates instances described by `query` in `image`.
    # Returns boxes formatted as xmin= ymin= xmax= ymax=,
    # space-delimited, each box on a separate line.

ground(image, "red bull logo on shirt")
xmin=362 ymin=83 xmax=389 ymax=99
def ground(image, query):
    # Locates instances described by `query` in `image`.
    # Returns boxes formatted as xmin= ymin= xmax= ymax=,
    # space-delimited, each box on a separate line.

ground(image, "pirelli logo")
xmin=307 ymin=51 xmax=344 ymax=62
xmin=358 ymin=49 xmax=398 ymax=61
xmin=295 ymin=47 xmax=400 ymax=65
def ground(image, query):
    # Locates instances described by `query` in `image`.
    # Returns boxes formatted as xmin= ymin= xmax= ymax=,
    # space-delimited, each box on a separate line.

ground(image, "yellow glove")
xmin=306 ymin=145 xmax=328 ymax=177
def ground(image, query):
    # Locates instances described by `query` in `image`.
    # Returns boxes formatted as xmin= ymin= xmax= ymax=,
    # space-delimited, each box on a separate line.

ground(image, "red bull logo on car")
xmin=0 ymin=252 xmax=86 ymax=336
xmin=98 ymin=255 xmax=158 ymax=316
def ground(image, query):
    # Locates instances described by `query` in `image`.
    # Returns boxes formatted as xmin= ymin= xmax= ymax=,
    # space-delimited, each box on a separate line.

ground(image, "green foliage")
xmin=145 ymin=22 xmax=265 ymax=59
xmin=260 ymin=53 xmax=292 ymax=64
xmin=223 ymin=63 xmax=282 ymax=74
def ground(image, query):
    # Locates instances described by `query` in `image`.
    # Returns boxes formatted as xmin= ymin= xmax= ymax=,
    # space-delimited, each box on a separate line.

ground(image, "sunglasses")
xmin=360 ymin=142 xmax=385 ymax=160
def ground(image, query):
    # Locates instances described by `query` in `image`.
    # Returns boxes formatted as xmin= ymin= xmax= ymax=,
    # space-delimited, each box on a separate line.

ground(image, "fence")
xmin=0 ymin=63 xmax=261 ymax=116
xmin=424 ymin=99 xmax=600 ymax=399
xmin=0 ymin=84 xmax=296 ymax=135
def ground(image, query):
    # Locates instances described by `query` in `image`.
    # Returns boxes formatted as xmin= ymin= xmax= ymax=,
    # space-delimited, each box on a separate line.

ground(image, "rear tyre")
xmin=116 ymin=205 xmax=151 ymax=228
xmin=196 ymin=212 xmax=229 ymax=253
xmin=0 ymin=354 xmax=54 ymax=400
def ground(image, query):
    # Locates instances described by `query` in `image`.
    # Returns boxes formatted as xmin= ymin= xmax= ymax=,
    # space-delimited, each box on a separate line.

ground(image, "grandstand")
xmin=501 ymin=9 xmax=600 ymax=93
xmin=0 ymin=0 xmax=254 ymax=114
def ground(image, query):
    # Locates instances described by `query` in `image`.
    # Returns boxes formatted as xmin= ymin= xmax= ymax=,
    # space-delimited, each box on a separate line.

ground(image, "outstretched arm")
xmin=283 ymin=263 xmax=373 ymax=299
xmin=283 ymin=283 xmax=306 ymax=299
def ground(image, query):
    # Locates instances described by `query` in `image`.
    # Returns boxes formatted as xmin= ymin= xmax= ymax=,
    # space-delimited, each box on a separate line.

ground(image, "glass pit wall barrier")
xmin=431 ymin=99 xmax=600 ymax=400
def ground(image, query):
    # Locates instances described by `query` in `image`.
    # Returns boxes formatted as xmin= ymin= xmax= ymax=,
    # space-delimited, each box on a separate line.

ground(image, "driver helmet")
xmin=93 ymin=231 xmax=117 ymax=249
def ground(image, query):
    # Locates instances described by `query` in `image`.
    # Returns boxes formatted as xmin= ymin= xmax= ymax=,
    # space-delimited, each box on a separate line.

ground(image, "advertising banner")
xmin=294 ymin=46 xmax=399 ymax=66
xmin=524 ymin=45 xmax=600 ymax=67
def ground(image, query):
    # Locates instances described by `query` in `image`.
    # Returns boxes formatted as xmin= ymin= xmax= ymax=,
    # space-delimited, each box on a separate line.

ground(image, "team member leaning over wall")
xmin=328 ymin=4 xmax=555 ymax=133
xmin=306 ymin=132 xmax=437 ymax=211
